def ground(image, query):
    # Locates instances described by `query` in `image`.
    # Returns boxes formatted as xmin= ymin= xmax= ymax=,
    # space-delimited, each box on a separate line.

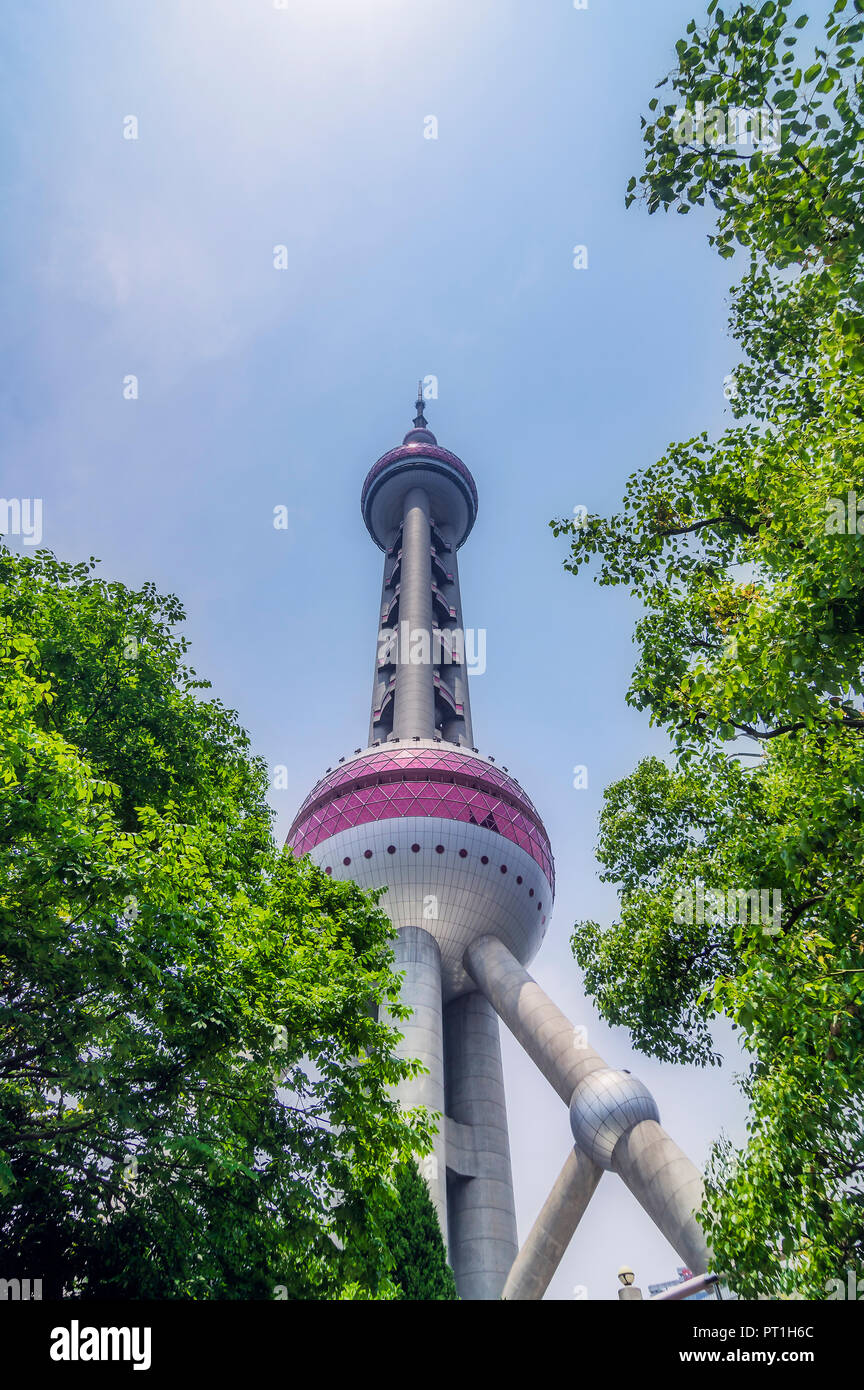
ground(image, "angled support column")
xmin=502 ymin=1145 xmax=602 ymax=1301
xmin=464 ymin=934 xmax=608 ymax=1102
xmin=611 ymin=1120 xmax=707 ymax=1272
xmin=464 ymin=935 xmax=711 ymax=1280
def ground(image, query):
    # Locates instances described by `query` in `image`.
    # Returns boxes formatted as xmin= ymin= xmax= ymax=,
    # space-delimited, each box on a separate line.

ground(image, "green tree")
xmin=0 ymin=547 xmax=432 ymax=1299
xmin=553 ymin=1 xmax=864 ymax=1298
xmin=380 ymin=1161 xmax=457 ymax=1301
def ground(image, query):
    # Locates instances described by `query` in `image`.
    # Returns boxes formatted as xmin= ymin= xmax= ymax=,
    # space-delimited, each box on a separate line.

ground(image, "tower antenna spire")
xmin=413 ymin=379 xmax=428 ymax=429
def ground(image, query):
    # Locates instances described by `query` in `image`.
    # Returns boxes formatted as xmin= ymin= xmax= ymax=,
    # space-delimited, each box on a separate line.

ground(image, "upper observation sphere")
xmin=361 ymin=386 xmax=478 ymax=550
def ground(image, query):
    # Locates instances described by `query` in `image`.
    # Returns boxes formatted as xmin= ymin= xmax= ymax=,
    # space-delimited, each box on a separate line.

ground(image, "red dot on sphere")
xmin=364 ymin=850 xmax=372 ymax=859
xmin=411 ymin=843 xmax=420 ymax=853
xmin=500 ymin=865 xmax=507 ymax=874
xmin=435 ymin=844 xmax=445 ymax=854
xmin=481 ymin=855 xmax=489 ymax=865
xmin=516 ymin=875 xmax=523 ymax=884
xmin=387 ymin=845 xmax=396 ymax=854
xmin=343 ymin=857 xmax=351 ymax=866
xmin=529 ymin=888 xmax=534 ymax=897
xmin=459 ymin=849 xmax=467 ymax=858
xmin=537 ymin=902 xmax=542 ymax=910
xmin=325 ymin=867 xmax=332 ymax=875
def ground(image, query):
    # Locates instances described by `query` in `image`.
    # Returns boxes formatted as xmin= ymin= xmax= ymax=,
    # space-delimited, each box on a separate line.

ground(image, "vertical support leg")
xmin=382 ymin=926 xmax=448 ymax=1242
xmin=444 ymin=991 xmax=518 ymax=1299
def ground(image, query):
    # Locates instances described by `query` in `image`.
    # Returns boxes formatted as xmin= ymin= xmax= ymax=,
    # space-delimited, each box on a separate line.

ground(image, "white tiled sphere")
xmin=310 ymin=816 xmax=552 ymax=1000
xmin=569 ymin=1069 xmax=660 ymax=1169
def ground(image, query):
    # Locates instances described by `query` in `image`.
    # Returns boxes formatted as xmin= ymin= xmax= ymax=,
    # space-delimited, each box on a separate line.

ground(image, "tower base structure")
xmin=384 ymin=926 xmax=519 ymax=1299
xmin=389 ymin=928 xmax=711 ymax=1301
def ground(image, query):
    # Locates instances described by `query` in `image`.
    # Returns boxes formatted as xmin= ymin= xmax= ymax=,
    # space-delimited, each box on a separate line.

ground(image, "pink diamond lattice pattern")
xmin=288 ymin=747 xmax=554 ymax=889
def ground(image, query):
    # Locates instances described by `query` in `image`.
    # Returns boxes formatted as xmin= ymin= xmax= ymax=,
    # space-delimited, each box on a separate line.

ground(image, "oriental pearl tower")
xmin=288 ymin=390 xmax=711 ymax=1301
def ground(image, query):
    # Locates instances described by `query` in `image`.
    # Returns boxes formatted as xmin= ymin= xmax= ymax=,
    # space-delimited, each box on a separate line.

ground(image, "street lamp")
xmin=618 ymin=1266 xmax=643 ymax=1301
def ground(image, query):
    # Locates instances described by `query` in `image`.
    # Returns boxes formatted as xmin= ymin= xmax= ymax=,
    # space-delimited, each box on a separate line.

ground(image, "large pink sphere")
xmin=288 ymin=741 xmax=554 ymax=999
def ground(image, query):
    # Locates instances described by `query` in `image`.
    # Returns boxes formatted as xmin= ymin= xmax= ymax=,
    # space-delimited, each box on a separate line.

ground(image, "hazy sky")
xmin=1 ymin=0 xmax=783 ymax=1298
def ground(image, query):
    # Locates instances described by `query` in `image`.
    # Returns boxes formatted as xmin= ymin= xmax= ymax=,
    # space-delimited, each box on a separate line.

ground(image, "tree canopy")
xmin=553 ymin=0 xmax=864 ymax=1298
xmin=0 ymin=546 xmax=435 ymax=1299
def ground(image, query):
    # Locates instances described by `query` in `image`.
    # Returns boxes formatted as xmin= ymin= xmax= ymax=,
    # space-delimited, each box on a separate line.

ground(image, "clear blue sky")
xmin=2 ymin=0 xmax=775 ymax=1298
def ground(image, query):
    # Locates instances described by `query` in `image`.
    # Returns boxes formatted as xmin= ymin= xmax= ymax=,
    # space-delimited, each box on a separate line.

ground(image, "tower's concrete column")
xmin=444 ymin=992 xmax=518 ymax=1299
xmin=393 ymin=487 xmax=435 ymax=740
xmin=381 ymin=926 xmax=447 ymax=1240
xmin=502 ymin=1145 xmax=602 ymax=1301
xmin=464 ymin=935 xmax=711 ymax=1277
xmin=464 ymin=934 xmax=607 ymax=1102
xmin=611 ymin=1120 xmax=708 ymax=1277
